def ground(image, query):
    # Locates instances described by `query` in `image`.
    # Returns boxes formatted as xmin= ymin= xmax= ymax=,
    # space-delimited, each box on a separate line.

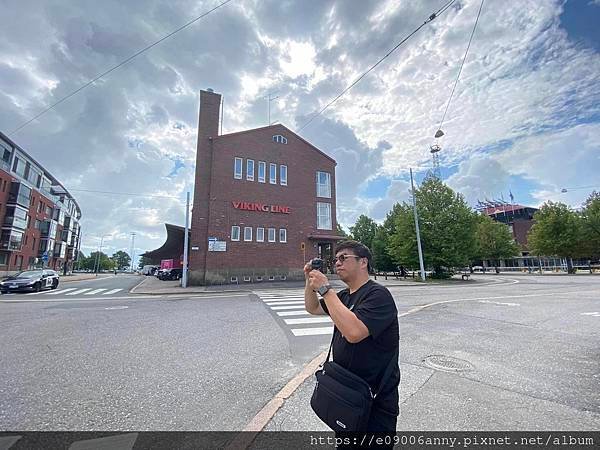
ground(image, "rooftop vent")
xmin=206 ymin=88 xmax=214 ymax=93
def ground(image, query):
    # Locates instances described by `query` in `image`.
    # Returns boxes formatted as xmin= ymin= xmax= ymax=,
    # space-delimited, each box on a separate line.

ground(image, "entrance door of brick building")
xmin=317 ymin=243 xmax=333 ymax=274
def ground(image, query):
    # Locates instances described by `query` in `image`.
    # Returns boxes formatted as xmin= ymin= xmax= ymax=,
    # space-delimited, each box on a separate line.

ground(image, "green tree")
xmin=528 ymin=201 xmax=583 ymax=273
xmin=349 ymin=214 xmax=378 ymax=250
xmin=137 ymin=256 xmax=153 ymax=270
xmin=474 ymin=214 xmax=520 ymax=270
xmin=581 ymin=191 xmax=600 ymax=258
xmin=388 ymin=177 xmax=478 ymax=278
xmin=86 ymin=251 xmax=114 ymax=271
xmin=371 ymin=225 xmax=396 ymax=272
xmin=112 ymin=251 xmax=131 ymax=270
xmin=336 ymin=223 xmax=348 ymax=237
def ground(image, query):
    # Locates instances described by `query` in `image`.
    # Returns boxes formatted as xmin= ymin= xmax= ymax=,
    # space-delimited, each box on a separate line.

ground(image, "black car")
xmin=157 ymin=268 xmax=183 ymax=280
xmin=0 ymin=270 xmax=60 ymax=293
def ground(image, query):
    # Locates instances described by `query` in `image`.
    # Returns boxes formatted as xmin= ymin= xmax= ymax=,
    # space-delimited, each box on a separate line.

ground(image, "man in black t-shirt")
xmin=304 ymin=240 xmax=400 ymax=439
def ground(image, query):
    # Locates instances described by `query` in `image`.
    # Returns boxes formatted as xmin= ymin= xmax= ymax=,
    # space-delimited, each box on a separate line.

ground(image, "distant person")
xmin=399 ymin=265 xmax=407 ymax=278
xmin=304 ymin=240 xmax=399 ymax=447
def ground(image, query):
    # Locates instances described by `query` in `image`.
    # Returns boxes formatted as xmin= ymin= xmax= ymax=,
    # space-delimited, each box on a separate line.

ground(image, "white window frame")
xmin=256 ymin=227 xmax=264 ymax=242
xmin=246 ymin=159 xmax=255 ymax=181
xmin=244 ymin=226 xmax=252 ymax=242
xmin=272 ymin=135 xmax=288 ymax=144
xmin=316 ymin=171 xmax=331 ymax=198
xmin=279 ymin=228 xmax=287 ymax=243
xmin=269 ymin=163 xmax=277 ymax=184
xmin=231 ymin=226 xmax=240 ymax=241
xmin=258 ymin=161 xmax=266 ymax=183
xmin=234 ymin=157 xmax=243 ymax=180
xmin=280 ymin=165 xmax=287 ymax=186
xmin=317 ymin=202 xmax=332 ymax=230
xmin=268 ymin=228 xmax=276 ymax=242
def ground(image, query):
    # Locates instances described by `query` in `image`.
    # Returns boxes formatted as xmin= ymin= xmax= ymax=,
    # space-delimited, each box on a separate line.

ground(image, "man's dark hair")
xmin=335 ymin=239 xmax=373 ymax=272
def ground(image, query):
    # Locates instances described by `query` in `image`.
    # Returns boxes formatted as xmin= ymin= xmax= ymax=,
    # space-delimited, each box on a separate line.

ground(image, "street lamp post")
xmin=182 ymin=191 xmax=190 ymax=288
xmin=410 ymin=169 xmax=426 ymax=281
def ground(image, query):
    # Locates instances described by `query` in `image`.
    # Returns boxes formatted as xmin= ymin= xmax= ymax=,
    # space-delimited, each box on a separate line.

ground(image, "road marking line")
xmin=102 ymin=288 xmax=122 ymax=295
xmin=270 ymin=305 xmax=308 ymax=310
xmin=265 ymin=300 xmax=305 ymax=306
xmin=291 ymin=327 xmax=333 ymax=336
xmin=85 ymin=289 xmax=107 ymax=295
xmin=276 ymin=310 xmax=312 ymax=317
xmin=105 ymin=306 xmax=129 ymax=310
xmin=44 ymin=288 xmax=77 ymax=295
xmin=284 ymin=317 xmax=332 ymax=325
xmin=581 ymin=312 xmax=600 ymax=317
xmin=479 ymin=300 xmax=520 ymax=306
xmin=24 ymin=291 xmax=46 ymax=296
xmin=259 ymin=297 xmax=305 ymax=302
xmin=65 ymin=288 xmax=92 ymax=295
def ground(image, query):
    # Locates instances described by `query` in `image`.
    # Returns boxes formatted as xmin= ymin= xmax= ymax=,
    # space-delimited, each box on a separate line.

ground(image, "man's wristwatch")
xmin=317 ymin=284 xmax=332 ymax=296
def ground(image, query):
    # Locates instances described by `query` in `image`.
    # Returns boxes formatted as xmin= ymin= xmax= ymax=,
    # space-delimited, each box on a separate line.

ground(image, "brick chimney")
xmin=189 ymin=89 xmax=222 ymax=284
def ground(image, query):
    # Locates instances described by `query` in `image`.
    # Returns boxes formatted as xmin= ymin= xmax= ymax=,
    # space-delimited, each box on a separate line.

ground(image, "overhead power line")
xmin=297 ymin=0 xmax=458 ymax=133
xmin=67 ymin=188 xmax=183 ymax=200
xmin=436 ymin=0 xmax=485 ymax=134
xmin=9 ymin=0 xmax=234 ymax=136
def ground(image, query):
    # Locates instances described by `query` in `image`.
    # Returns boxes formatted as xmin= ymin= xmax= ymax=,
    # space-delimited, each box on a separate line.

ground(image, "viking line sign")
xmin=232 ymin=201 xmax=291 ymax=214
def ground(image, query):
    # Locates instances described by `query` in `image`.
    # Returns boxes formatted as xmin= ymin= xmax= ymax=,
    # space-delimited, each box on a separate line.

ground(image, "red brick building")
xmin=0 ymin=132 xmax=82 ymax=275
xmin=188 ymin=89 xmax=340 ymax=285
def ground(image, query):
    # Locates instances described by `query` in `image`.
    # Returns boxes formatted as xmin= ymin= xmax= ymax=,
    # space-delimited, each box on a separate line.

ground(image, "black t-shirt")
xmin=320 ymin=280 xmax=400 ymax=414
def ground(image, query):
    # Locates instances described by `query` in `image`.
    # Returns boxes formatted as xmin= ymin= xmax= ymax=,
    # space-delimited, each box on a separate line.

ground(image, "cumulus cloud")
xmin=0 ymin=0 xmax=598 ymax=259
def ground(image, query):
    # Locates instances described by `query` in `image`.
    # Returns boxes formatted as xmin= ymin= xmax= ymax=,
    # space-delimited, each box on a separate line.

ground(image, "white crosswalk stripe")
xmin=85 ymin=289 xmax=107 ymax=295
xmin=44 ymin=288 xmax=77 ymax=295
xmin=103 ymin=288 xmax=123 ymax=295
xmin=254 ymin=289 xmax=333 ymax=337
xmin=265 ymin=300 xmax=305 ymax=306
xmin=66 ymin=288 xmax=92 ymax=295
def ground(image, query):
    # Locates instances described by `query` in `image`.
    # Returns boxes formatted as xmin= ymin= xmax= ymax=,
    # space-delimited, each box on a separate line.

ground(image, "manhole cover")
xmin=423 ymin=355 xmax=473 ymax=372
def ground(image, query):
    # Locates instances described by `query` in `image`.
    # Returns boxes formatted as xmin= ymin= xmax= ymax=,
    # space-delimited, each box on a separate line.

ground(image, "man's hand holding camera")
xmin=304 ymin=258 xmax=331 ymax=294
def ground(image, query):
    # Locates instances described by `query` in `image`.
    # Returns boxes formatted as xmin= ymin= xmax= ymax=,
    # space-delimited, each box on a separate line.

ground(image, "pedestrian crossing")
xmin=23 ymin=287 xmax=124 ymax=296
xmin=253 ymin=289 xmax=333 ymax=337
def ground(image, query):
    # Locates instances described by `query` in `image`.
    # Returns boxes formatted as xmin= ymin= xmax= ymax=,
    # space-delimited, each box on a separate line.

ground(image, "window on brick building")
xmin=280 ymin=165 xmax=287 ymax=186
xmin=279 ymin=228 xmax=287 ymax=243
xmin=256 ymin=227 xmax=264 ymax=242
xmin=246 ymin=159 xmax=254 ymax=181
xmin=258 ymin=162 xmax=266 ymax=183
xmin=244 ymin=226 xmax=252 ymax=242
xmin=231 ymin=226 xmax=240 ymax=241
xmin=316 ymin=171 xmax=331 ymax=198
xmin=272 ymin=135 xmax=287 ymax=144
xmin=234 ymin=157 xmax=243 ymax=179
xmin=268 ymin=228 xmax=276 ymax=242
xmin=269 ymin=163 xmax=277 ymax=184
xmin=317 ymin=202 xmax=332 ymax=230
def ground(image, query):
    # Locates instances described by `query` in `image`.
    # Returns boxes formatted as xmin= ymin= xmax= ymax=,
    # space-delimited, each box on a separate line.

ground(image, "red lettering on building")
xmin=232 ymin=201 xmax=291 ymax=214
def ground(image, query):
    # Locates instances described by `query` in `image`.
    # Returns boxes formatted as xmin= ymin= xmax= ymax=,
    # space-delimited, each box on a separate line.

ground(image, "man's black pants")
xmin=335 ymin=406 xmax=398 ymax=449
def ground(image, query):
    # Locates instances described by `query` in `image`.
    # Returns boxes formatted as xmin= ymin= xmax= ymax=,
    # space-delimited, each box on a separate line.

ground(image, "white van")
xmin=142 ymin=265 xmax=159 ymax=276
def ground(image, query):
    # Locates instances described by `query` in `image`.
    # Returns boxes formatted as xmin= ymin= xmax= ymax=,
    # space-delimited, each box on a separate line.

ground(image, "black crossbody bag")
xmin=310 ymin=290 xmax=398 ymax=432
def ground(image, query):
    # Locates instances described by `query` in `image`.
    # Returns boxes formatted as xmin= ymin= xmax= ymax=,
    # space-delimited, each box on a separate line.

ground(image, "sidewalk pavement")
xmin=129 ymin=274 xmax=435 ymax=295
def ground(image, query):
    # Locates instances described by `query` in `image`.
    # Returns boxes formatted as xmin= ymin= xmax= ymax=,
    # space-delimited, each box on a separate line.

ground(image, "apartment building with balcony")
xmin=0 ymin=131 xmax=82 ymax=275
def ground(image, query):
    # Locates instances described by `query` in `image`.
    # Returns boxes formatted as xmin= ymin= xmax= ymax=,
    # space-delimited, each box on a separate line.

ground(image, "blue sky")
xmin=0 ymin=0 xmax=598 ymax=254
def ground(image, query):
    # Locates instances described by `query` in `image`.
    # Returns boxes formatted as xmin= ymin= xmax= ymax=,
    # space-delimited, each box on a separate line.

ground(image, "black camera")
xmin=311 ymin=258 xmax=323 ymax=270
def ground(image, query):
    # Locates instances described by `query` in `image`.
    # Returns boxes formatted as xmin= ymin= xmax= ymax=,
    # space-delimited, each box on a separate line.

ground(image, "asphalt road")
xmin=0 ymin=274 xmax=598 ymax=432
xmin=0 ymin=275 xmax=143 ymax=301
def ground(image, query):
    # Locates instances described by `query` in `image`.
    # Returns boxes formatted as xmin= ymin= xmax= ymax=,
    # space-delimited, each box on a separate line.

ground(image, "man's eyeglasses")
xmin=334 ymin=254 xmax=362 ymax=264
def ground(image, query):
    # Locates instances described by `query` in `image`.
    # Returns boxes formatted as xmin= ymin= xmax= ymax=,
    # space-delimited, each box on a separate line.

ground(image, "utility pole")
xmin=182 ymin=191 xmax=190 ymax=288
xmin=94 ymin=234 xmax=110 ymax=276
xmin=410 ymin=169 xmax=426 ymax=281
xmin=130 ymin=232 xmax=136 ymax=272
